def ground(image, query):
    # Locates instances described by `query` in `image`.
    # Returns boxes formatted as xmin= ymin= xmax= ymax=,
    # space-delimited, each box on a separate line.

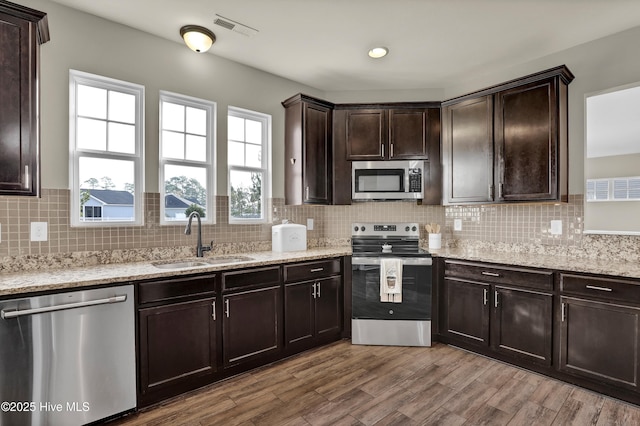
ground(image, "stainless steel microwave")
xmin=352 ymin=160 xmax=424 ymax=200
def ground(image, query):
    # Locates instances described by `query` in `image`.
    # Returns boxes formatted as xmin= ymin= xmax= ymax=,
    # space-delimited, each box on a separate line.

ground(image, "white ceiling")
xmin=50 ymin=0 xmax=640 ymax=92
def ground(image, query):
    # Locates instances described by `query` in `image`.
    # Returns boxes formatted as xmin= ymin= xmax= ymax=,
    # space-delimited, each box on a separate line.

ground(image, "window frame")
xmin=69 ymin=70 xmax=145 ymax=227
xmin=227 ymin=106 xmax=272 ymax=224
xmin=159 ymin=91 xmax=216 ymax=225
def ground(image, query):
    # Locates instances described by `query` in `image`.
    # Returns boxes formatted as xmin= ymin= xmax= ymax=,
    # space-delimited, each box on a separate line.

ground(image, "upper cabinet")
xmin=344 ymin=105 xmax=437 ymax=161
xmin=442 ymin=66 xmax=574 ymax=205
xmin=283 ymin=94 xmax=334 ymax=205
xmin=0 ymin=1 xmax=49 ymax=196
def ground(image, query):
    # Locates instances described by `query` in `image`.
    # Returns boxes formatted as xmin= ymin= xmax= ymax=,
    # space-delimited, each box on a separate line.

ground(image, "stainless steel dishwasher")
xmin=0 ymin=285 xmax=136 ymax=425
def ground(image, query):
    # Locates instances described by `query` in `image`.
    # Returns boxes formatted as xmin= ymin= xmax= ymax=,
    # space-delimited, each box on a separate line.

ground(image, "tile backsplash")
xmin=0 ymin=190 xmax=638 ymax=269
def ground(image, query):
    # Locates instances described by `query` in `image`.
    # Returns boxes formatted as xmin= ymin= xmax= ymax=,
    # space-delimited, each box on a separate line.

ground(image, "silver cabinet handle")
xmin=24 ymin=165 xmax=30 ymax=190
xmin=310 ymin=268 xmax=324 ymax=273
xmin=390 ymin=143 xmax=394 ymax=158
xmin=305 ymin=186 xmax=309 ymax=200
xmin=482 ymin=271 xmax=500 ymax=277
xmin=312 ymin=282 xmax=317 ymax=298
xmin=498 ymin=182 xmax=503 ymax=199
xmin=483 ymin=288 xmax=488 ymax=305
xmin=290 ymin=158 xmax=296 ymax=165
xmin=317 ymin=282 xmax=321 ymax=298
xmin=212 ymin=301 xmax=216 ymax=320
xmin=586 ymin=285 xmax=613 ymax=292
xmin=1 ymin=295 xmax=127 ymax=319
xmin=225 ymin=299 xmax=230 ymax=318
xmin=494 ymin=291 xmax=499 ymax=308
xmin=381 ymin=144 xmax=385 ymax=158
xmin=561 ymin=302 xmax=566 ymax=322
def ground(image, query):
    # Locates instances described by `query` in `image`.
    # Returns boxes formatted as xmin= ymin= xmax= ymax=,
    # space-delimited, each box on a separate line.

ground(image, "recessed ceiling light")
xmin=368 ymin=47 xmax=389 ymax=59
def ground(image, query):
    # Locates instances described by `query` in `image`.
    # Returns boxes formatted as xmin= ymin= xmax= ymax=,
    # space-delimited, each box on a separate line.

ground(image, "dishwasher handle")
xmin=1 ymin=294 xmax=128 ymax=319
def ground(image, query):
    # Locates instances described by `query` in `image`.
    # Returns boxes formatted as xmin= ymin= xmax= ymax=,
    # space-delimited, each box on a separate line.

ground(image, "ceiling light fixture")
xmin=368 ymin=46 xmax=389 ymax=59
xmin=180 ymin=25 xmax=216 ymax=53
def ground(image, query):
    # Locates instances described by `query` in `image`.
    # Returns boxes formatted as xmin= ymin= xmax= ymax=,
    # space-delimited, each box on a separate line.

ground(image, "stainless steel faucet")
xmin=185 ymin=211 xmax=212 ymax=257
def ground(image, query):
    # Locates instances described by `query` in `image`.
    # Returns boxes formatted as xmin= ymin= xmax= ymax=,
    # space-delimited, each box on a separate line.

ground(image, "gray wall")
xmin=23 ymin=0 xmax=323 ymax=199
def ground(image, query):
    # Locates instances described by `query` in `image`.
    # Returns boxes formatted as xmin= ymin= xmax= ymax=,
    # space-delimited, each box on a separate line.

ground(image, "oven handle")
xmin=352 ymin=257 xmax=432 ymax=266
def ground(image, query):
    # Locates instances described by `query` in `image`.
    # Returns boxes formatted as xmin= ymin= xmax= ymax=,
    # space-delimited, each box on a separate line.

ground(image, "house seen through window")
xmin=69 ymin=70 xmax=144 ymax=226
xmin=228 ymin=107 xmax=271 ymax=223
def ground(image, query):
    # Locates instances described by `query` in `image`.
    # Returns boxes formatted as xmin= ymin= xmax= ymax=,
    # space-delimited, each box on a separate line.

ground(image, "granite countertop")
xmin=0 ymin=247 xmax=351 ymax=297
xmin=3 ymin=244 xmax=640 ymax=298
xmin=431 ymin=248 xmax=640 ymax=280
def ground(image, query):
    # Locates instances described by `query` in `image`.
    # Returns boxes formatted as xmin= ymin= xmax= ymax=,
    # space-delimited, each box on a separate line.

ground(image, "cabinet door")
xmin=0 ymin=12 xmax=39 ymax=195
xmin=303 ymin=102 xmax=332 ymax=204
xmin=223 ymin=286 xmax=282 ymax=368
xmin=559 ymin=297 xmax=640 ymax=391
xmin=492 ymin=286 xmax=552 ymax=365
xmin=495 ymin=78 xmax=558 ymax=201
xmin=442 ymin=96 xmax=494 ymax=204
xmin=443 ymin=278 xmax=490 ymax=346
xmin=388 ymin=109 xmax=428 ymax=159
xmin=346 ymin=109 xmax=386 ymax=160
xmin=284 ymin=281 xmax=315 ymax=346
xmin=139 ymin=298 xmax=217 ymax=396
xmin=315 ymin=276 xmax=342 ymax=337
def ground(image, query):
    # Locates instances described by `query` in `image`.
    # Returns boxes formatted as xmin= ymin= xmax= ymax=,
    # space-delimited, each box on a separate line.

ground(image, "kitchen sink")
xmin=152 ymin=260 xmax=210 ymax=269
xmin=152 ymin=256 xmax=254 ymax=269
xmin=204 ymin=255 xmax=254 ymax=264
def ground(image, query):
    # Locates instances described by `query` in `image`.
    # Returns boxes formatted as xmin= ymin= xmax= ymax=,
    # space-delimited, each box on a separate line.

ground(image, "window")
xmin=228 ymin=107 xmax=271 ymax=223
xmin=159 ymin=91 xmax=215 ymax=224
xmin=69 ymin=70 xmax=144 ymax=227
xmin=587 ymin=177 xmax=640 ymax=201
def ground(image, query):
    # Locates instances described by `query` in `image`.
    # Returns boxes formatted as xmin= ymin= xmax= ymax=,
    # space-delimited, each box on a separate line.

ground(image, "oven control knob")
xmin=354 ymin=226 xmax=359 ymax=232
xmin=361 ymin=226 xmax=366 ymax=232
xmin=389 ymin=310 xmax=394 ymax=315
xmin=412 ymin=226 xmax=417 ymax=232
xmin=405 ymin=226 xmax=410 ymax=232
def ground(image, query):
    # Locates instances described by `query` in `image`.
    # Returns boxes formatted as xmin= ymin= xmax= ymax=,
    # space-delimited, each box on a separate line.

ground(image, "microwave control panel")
xmin=408 ymin=168 xmax=422 ymax=192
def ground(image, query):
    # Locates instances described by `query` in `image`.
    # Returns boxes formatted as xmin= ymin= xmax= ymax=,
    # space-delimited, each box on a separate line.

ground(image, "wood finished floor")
xmin=112 ymin=341 xmax=640 ymax=426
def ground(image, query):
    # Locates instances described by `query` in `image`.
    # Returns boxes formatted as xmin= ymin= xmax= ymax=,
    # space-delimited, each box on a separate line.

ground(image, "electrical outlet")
xmin=307 ymin=218 xmax=314 ymax=231
xmin=454 ymin=219 xmax=462 ymax=231
xmin=550 ymin=220 xmax=563 ymax=235
xmin=31 ymin=222 xmax=48 ymax=242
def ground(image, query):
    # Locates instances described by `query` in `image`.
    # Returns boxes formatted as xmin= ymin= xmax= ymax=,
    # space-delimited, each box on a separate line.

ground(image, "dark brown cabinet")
xmin=441 ymin=260 xmax=553 ymax=366
xmin=442 ymin=96 xmax=494 ymax=203
xmin=442 ymin=66 xmax=574 ymax=205
xmin=137 ymin=274 xmax=217 ymax=407
xmin=344 ymin=106 xmax=435 ymax=161
xmin=283 ymin=94 xmax=333 ymax=205
xmin=559 ymin=273 xmax=640 ymax=391
xmin=0 ymin=1 xmax=49 ymax=196
xmin=284 ymin=259 xmax=343 ymax=354
xmin=221 ymin=266 xmax=282 ymax=368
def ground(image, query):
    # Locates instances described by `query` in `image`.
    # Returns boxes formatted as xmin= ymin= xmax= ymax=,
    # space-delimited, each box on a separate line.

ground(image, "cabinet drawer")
xmin=445 ymin=260 xmax=552 ymax=291
xmin=139 ymin=274 xmax=216 ymax=305
xmin=560 ymin=273 xmax=640 ymax=304
xmin=222 ymin=266 xmax=281 ymax=292
xmin=284 ymin=258 xmax=341 ymax=283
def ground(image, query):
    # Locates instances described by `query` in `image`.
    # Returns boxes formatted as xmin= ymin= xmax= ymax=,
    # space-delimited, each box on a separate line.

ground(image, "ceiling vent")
xmin=213 ymin=15 xmax=259 ymax=37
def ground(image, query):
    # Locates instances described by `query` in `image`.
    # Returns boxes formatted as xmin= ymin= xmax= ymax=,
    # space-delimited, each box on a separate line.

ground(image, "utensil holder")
xmin=428 ymin=233 xmax=442 ymax=250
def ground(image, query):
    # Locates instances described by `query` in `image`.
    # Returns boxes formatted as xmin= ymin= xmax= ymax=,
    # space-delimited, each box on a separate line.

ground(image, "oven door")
xmin=352 ymin=257 xmax=432 ymax=320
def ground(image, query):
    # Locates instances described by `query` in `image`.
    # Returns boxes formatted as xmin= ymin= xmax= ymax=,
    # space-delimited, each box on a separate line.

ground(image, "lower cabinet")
xmin=559 ymin=273 xmax=640 ymax=392
xmin=284 ymin=259 xmax=343 ymax=353
xmin=441 ymin=260 xmax=553 ymax=366
xmin=137 ymin=274 xmax=217 ymax=407
xmin=136 ymin=257 xmax=346 ymax=408
xmin=221 ymin=266 xmax=283 ymax=369
xmin=222 ymin=286 xmax=282 ymax=368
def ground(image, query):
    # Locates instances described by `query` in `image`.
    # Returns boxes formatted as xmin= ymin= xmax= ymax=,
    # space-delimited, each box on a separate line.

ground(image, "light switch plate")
xmin=550 ymin=220 xmax=563 ymax=235
xmin=454 ymin=219 xmax=462 ymax=231
xmin=31 ymin=222 xmax=48 ymax=242
xmin=307 ymin=218 xmax=314 ymax=231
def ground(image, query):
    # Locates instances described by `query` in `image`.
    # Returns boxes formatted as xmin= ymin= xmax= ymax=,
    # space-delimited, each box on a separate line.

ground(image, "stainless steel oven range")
xmin=351 ymin=222 xmax=432 ymax=347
